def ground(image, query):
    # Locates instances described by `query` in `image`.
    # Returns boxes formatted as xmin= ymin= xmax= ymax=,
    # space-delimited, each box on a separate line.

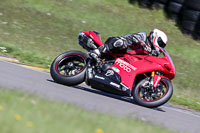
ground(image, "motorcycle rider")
xmin=78 ymin=29 xmax=168 ymax=61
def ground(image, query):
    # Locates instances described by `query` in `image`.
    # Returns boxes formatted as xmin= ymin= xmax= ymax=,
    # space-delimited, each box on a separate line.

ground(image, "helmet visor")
xmin=157 ymin=37 xmax=166 ymax=48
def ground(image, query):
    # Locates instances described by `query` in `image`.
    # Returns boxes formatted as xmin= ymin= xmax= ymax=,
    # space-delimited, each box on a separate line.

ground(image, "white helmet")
xmin=149 ymin=29 xmax=168 ymax=49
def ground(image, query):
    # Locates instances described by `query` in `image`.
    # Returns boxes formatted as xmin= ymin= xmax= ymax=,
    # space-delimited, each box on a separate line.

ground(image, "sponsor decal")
xmin=88 ymin=68 xmax=93 ymax=79
xmin=112 ymin=67 xmax=120 ymax=73
xmin=115 ymin=58 xmax=137 ymax=73
xmin=110 ymin=82 xmax=120 ymax=88
xmin=105 ymin=70 xmax=114 ymax=76
xmin=95 ymin=75 xmax=105 ymax=80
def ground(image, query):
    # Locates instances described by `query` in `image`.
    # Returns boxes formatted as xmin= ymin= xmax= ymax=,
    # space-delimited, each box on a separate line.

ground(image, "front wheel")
xmin=132 ymin=78 xmax=173 ymax=108
xmin=50 ymin=51 xmax=89 ymax=86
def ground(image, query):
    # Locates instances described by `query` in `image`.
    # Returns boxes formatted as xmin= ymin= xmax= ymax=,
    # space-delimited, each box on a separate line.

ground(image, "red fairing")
xmin=110 ymin=48 xmax=175 ymax=90
xmin=83 ymin=31 xmax=104 ymax=46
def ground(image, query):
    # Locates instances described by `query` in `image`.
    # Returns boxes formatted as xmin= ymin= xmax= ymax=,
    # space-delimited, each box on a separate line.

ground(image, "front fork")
xmin=150 ymin=71 xmax=162 ymax=88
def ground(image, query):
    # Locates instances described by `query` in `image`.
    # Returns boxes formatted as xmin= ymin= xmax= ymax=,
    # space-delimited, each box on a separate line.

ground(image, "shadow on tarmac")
xmin=47 ymin=79 xmax=166 ymax=112
xmin=74 ymin=84 xmax=166 ymax=112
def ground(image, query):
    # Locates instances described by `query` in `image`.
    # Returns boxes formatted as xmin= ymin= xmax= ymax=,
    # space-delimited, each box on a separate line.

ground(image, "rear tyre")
xmin=195 ymin=23 xmax=200 ymax=34
xmin=50 ymin=51 xmax=89 ymax=86
xmin=182 ymin=20 xmax=196 ymax=32
xmin=181 ymin=7 xmax=200 ymax=22
xmin=171 ymin=0 xmax=185 ymax=4
xmin=167 ymin=2 xmax=183 ymax=14
xmin=156 ymin=0 xmax=168 ymax=4
xmin=167 ymin=2 xmax=183 ymax=19
xmin=185 ymin=0 xmax=200 ymax=11
xmin=132 ymin=78 xmax=173 ymax=108
xmin=153 ymin=2 xmax=165 ymax=9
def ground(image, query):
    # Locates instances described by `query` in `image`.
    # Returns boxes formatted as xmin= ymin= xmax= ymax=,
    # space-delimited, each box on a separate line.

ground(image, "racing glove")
xmin=151 ymin=50 xmax=160 ymax=56
xmin=138 ymin=41 xmax=152 ymax=53
xmin=112 ymin=38 xmax=128 ymax=49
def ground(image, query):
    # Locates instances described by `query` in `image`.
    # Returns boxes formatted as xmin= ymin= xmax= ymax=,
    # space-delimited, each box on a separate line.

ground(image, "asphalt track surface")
xmin=0 ymin=60 xmax=200 ymax=133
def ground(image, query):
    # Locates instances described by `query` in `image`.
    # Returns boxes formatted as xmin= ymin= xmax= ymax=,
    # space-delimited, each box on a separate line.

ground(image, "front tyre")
xmin=132 ymin=78 xmax=173 ymax=108
xmin=50 ymin=51 xmax=89 ymax=86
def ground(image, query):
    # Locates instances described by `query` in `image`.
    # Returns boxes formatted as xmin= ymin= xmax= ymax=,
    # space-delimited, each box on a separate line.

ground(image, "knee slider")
xmin=113 ymin=39 xmax=128 ymax=49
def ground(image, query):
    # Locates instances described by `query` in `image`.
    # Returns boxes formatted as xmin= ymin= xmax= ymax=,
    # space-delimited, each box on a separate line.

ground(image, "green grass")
xmin=0 ymin=0 xmax=200 ymax=110
xmin=171 ymin=94 xmax=200 ymax=110
xmin=0 ymin=42 xmax=52 ymax=68
xmin=0 ymin=88 xmax=175 ymax=133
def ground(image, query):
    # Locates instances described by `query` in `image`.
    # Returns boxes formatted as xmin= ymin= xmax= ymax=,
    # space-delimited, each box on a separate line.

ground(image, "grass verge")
xmin=0 ymin=88 xmax=175 ymax=133
xmin=0 ymin=42 xmax=52 ymax=68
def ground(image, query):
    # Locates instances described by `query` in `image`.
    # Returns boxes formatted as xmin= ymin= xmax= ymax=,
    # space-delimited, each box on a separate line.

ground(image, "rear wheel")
xmin=50 ymin=51 xmax=89 ymax=86
xmin=132 ymin=78 xmax=173 ymax=108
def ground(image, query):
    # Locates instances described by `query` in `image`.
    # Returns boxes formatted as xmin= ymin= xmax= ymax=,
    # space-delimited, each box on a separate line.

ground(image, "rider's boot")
xmin=89 ymin=49 xmax=103 ymax=72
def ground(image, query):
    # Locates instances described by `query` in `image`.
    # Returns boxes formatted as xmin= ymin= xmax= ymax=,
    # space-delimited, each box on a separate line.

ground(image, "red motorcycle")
xmin=50 ymin=31 xmax=175 ymax=108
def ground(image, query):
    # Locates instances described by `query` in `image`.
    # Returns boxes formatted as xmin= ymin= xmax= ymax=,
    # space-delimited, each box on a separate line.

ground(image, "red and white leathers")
xmin=100 ymin=32 xmax=152 ymax=54
xmin=99 ymin=29 xmax=168 ymax=57
xmin=78 ymin=29 xmax=168 ymax=59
